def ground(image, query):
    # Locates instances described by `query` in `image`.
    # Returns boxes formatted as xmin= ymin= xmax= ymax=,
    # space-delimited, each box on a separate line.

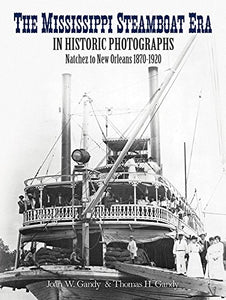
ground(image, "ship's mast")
xmin=149 ymin=66 xmax=161 ymax=172
xmin=184 ymin=141 xmax=188 ymax=199
xmin=61 ymin=73 xmax=71 ymax=180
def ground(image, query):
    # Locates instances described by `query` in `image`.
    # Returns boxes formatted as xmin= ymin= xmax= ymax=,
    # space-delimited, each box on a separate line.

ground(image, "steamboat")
xmin=0 ymin=36 xmax=225 ymax=300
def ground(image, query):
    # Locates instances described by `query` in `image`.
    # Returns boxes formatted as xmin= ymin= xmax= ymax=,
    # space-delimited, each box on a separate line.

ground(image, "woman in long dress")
xmin=205 ymin=237 xmax=214 ymax=279
xmin=205 ymin=236 xmax=224 ymax=281
xmin=187 ymin=236 xmax=204 ymax=278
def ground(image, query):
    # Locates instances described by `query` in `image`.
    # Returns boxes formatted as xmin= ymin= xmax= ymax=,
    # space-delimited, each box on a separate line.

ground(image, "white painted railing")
xmin=23 ymin=206 xmax=82 ymax=224
xmin=23 ymin=204 xmax=203 ymax=235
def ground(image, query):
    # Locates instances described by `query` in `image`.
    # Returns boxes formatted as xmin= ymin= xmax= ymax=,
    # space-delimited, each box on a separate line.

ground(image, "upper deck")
xmin=20 ymin=171 xmax=204 ymax=237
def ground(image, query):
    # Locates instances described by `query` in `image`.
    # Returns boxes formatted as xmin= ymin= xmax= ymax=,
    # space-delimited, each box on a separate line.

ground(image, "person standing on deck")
xmin=199 ymin=233 xmax=209 ymax=273
xmin=125 ymin=156 xmax=138 ymax=181
xmin=173 ymin=232 xmax=188 ymax=274
xmin=18 ymin=195 xmax=25 ymax=214
xmin=127 ymin=235 xmax=138 ymax=264
xmin=205 ymin=236 xmax=225 ymax=281
xmin=187 ymin=236 xmax=204 ymax=278
xmin=205 ymin=237 xmax=214 ymax=278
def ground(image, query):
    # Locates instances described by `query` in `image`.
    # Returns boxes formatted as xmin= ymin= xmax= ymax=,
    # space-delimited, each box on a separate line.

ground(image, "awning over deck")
xmin=103 ymin=138 xmax=150 ymax=152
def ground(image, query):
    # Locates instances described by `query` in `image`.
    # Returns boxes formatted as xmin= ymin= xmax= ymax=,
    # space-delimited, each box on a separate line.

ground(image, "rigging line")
xmin=123 ymin=73 xmax=160 ymax=138
xmin=209 ymin=38 xmax=223 ymax=164
xmin=203 ymin=173 xmax=224 ymax=212
xmin=126 ymin=38 xmax=197 ymax=156
xmin=122 ymin=104 xmax=149 ymax=137
xmin=72 ymin=118 xmax=106 ymax=152
xmin=189 ymin=188 xmax=197 ymax=206
xmin=89 ymin=100 xmax=107 ymax=140
xmin=87 ymin=232 xmax=101 ymax=250
xmin=87 ymin=76 xmax=147 ymax=99
xmin=204 ymin=211 xmax=226 ymax=216
xmin=45 ymin=153 xmax=55 ymax=175
xmin=103 ymin=109 xmax=139 ymax=116
xmin=89 ymin=108 xmax=140 ymax=116
xmin=89 ymin=145 xmax=104 ymax=153
xmin=133 ymin=76 xmax=177 ymax=149
xmin=94 ymin=149 xmax=111 ymax=169
xmin=97 ymin=70 xmax=166 ymax=100
xmin=187 ymin=92 xmax=202 ymax=181
xmin=193 ymin=197 xmax=200 ymax=211
xmin=31 ymin=116 xmax=72 ymax=183
xmin=87 ymin=172 xmax=98 ymax=193
xmin=125 ymin=72 xmax=177 ymax=149
xmin=106 ymin=117 xmax=125 ymax=138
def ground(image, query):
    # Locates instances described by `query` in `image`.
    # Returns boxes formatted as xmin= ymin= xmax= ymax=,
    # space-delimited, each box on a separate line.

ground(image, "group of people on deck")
xmin=173 ymin=232 xmax=225 ymax=280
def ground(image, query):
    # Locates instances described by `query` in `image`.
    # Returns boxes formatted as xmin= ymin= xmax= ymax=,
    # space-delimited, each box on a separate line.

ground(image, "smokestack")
xmin=148 ymin=66 xmax=161 ymax=169
xmin=61 ymin=73 xmax=71 ymax=179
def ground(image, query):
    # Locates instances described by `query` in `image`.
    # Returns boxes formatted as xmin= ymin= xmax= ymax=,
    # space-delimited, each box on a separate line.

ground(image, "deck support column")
xmin=82 ymin=222 xmax=89 ymax=266
xmin=133 ymin=182 xmax=137 ymax=205
xmin=14 ymin=232 xmax=21 ymax=269
xmin=24 ymin=192 xmax=28 ymax=211
xmin=133 ymin=182 xmax=137 ymax=219
xmin=38 ymin=186 xmax=43 ymax=209
xmin=155 ymin=184 xmax=159 ymax=204
xmin=164 ymin=187 xmax=168 ymax=209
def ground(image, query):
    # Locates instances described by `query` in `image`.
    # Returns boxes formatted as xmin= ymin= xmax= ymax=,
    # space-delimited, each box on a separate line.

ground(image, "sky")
xmin=1 ymin=0 xmax=226 ymax=298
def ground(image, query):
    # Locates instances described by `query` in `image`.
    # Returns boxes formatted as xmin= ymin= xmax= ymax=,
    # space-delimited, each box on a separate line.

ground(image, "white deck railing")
xmin=23 ymin=204 xmax=203 ymax=235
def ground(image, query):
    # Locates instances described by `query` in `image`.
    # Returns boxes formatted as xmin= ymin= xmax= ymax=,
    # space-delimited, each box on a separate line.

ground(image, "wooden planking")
xmin=1 ymin=265 xmax=225 ymax=300
xmin=27 ymin=281 xmax=60 ymax=300
xmin=0 ymin=266 xmax=129 ymax=288
xmin=114 ymin=263 xmax=226 ymax=298
xmin=27 ymin=281 xmax=200 ymax=300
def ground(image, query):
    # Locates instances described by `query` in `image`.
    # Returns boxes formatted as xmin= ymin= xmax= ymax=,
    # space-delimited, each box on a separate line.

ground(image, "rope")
xmin=122 ymin=105 xmax=149 ymax=137
xmin=203 ymin=173 xmax=224 ymax=211
xmin=45 ymin=153 xmax=55 ymax=175
xmin=72 ymin=118 xmax=106 ymax=152
xmin=187 ymin=92 xmax=202 ymax=182
xmin=89 ymin=101 xmax=106 ymax=140
xmin=189 ymin=189 xmax=197 ymax=206
xmin=209 ymin=37 xmax=224 ymax=167
xmin=107 ymin=117 xmax=125 ymax=138
xmin=31 ymin=115 xmax=72 ymax=183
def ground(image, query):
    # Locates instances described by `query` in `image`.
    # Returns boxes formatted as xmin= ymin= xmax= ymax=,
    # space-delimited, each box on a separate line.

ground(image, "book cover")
xmin=0 ymin=1 xmax=225 ymax=299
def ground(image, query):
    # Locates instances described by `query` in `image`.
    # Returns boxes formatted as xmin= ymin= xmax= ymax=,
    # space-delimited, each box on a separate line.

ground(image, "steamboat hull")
xmin=0 ymin=265 xmax=225 ymax=300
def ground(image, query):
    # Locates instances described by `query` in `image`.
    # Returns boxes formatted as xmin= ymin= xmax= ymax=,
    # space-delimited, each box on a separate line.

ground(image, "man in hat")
xmin=199 ymin=233 xmax=209 ymax=273
xmin=18 ymin=195 xmax=25 ymax=214
xmin=173 ymin=232 xmax=188 ymax=274
xmin=127 ymin=235 xmax=138 ymax=264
